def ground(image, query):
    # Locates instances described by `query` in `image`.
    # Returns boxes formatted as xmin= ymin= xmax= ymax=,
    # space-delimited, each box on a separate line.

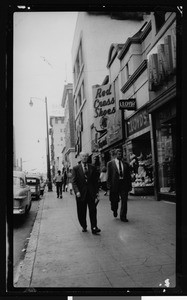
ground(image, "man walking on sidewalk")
xmin=72 ymin=151 xmax=101 ymax=235
xmin=54 ymin=170 xmax=63 ymax=199
xmin=107 ymin=148 xmax=132 ymax=222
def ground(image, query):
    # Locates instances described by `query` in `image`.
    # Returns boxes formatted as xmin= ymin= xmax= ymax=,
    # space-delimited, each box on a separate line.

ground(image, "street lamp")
xmin=29 ymin=96 xmax=53 ymax=191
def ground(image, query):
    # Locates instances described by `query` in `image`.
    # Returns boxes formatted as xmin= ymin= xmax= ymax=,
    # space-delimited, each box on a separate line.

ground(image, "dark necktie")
xmin=118 ymin=160 xmax=123 ymax=178
xmin=83 ymin=163 xmax=88 ymax=181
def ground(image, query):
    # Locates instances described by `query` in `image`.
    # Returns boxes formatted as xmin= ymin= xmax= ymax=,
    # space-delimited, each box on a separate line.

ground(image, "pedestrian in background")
xmin=72 ymin=152 xmax=101 ymax=235
xmin=99 ymin=166 xmax=108 ymax=196
xmin=54 ymin=170 xmax=63 ymax=199
xmin=67 ymin=168 xmax=73 ymax=195
xmin=107 ymin=148 xmax=132 ymax=222
xmin=62 ymin=168 xmax=67 ymax=192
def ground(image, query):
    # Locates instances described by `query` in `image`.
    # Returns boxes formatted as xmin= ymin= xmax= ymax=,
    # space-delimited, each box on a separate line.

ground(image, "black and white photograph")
xmin=3 ymin=2 xmax=186 ymax=297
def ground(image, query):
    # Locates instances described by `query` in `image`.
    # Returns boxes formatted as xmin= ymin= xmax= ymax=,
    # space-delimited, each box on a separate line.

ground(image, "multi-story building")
xmin=72 ymin=12 xmax=147 ymax=161
xmin=49 ymin=116 xmax=65 ymax=178
xmin=61 ymin=83 xmax=78 ymax=168
xmin=92 ymin=11 xmax=177 ymax=201
xmin=93 ymin=13 xmax=153 ymax=189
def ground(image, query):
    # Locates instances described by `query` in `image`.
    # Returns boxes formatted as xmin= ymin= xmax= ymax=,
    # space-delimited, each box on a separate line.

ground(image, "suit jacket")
xmin=107 ymin=159 xmax=132 ymax=194
xmin=72 ymin=163 xmax=99 ymax=202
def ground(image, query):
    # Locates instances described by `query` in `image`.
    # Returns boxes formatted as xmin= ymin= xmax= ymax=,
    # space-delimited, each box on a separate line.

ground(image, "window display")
xmin=156 ymin=122 xmax=176 ymax=195
xmin=126 ymin=132 xmax=154 ymax=195
xmin=130 ymin=152 xmax=154 ymax=192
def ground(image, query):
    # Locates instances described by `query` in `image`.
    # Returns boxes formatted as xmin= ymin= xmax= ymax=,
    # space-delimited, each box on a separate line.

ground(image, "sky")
xmin=13 ymin=11 xmax=78 ymax=174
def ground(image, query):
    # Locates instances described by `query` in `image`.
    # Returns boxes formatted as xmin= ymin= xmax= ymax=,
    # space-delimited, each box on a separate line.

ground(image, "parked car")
xmin=26 ymin=174 xmax=41 ymax=200
xmin=13 ymin=170 xmax=32 ymax=215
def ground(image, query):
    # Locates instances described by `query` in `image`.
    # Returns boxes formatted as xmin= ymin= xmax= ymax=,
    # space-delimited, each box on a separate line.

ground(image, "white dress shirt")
xmin=115 ymin=158 xmax=124 ymax=179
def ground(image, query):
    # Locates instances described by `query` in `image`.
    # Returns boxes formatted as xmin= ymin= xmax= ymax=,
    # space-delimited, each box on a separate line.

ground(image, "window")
xmin=154 ymin=11 xmax=166 ymax=33
xmin=78 ymin=90 xmax=82 ymax=108
xmin=155 ymin=106 xmax=176 ymax=195
xmin=126 ymin=63 xmax=130 ymax=80
xmin=75 ymin=81 xmax=85 ymax=114
xmin=74 ymin=40 xmax=83 ymax=85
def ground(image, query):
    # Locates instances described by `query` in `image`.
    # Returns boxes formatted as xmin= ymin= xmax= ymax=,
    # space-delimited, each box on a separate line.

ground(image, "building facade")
xmin=72 ymin=12 xmax=146 ymax=161
xmin=94 ymin=14 xmax=153 ymax=194
xmin=91 ymin=11 xmax=177 ymax=201
xmin=49 ymin=116 xmax=65 ymax=178
xmin=61 ymin=83 xmax=78 ymax=169
xmin=146 ymin=12 xmax=177 ymax=201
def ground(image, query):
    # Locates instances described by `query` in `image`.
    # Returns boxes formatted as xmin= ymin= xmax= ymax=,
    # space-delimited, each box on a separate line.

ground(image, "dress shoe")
xmin=92 ymin=227 xmax=101 ymax=234
xmin=113 ymin=211 xmax=118 ymax=218
xmin=121 ymin=218 xmax=128 ymax=222
xmin=60 ymin=195 xmax=62 ymax=198
xmin=82 ymin=228 xmax=87 ymax=232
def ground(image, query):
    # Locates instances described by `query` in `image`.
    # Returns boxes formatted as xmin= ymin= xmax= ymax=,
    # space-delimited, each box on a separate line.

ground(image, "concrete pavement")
xmin=15 ymin=187 xmax=176 ymax=288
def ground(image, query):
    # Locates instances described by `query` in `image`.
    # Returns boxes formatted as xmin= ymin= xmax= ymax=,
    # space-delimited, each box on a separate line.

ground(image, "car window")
xmin=14 ymin=176 xmax=25 ymax=187
xmin=26 ymin=178 xmax=37 ymax=184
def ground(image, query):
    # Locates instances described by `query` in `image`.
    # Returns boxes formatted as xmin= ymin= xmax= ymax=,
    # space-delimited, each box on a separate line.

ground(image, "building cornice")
xmin=118 ymin=21 xmax=151 ymax=60
xmin=121 ymin=59 xmax=147 ymax=94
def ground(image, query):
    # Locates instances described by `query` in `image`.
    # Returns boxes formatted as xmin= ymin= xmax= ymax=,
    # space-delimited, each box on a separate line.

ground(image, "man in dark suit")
xmin=72 ymin=152 xmax=101 ymax=235
xmin=107 ymin=148 xmax=132 ymax=222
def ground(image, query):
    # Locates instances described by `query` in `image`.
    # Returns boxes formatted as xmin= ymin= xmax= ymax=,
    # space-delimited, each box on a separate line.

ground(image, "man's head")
xmin=115 ymin=148 xmax=123 ymax=160
xmin=80 ymin=152 xmax=89 ymax=164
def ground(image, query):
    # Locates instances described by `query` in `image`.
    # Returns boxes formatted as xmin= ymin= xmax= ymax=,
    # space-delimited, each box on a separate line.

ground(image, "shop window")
xmin=128 ymin=132 xmax=154 ymax=195
xmin=156 ymin=120 xmax=176 ymax=194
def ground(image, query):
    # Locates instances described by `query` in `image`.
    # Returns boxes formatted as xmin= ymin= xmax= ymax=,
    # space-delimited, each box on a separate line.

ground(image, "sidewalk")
xmin=15 ymin=188 xmax=176 ymax=288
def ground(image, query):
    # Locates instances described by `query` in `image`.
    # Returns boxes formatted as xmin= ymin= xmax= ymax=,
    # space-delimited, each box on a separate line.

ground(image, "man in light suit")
xmin=107 ymin=148 xmax=132 ymax=222
xmin=72 ymin=152 xmax=101 ymax=234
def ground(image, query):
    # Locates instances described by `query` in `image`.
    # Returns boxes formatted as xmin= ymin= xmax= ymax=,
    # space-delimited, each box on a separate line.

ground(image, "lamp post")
xmin=29 ymin=96 xmax=52 ymax=191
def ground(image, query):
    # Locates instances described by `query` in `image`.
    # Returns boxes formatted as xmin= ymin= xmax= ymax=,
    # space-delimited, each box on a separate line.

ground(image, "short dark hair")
xmin=115 ymin=148 xmax=122 ymax=154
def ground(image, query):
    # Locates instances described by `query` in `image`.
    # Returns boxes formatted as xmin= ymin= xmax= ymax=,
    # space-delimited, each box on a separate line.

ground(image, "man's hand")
xmin=76 ymin=192 xmax=81 ymax=198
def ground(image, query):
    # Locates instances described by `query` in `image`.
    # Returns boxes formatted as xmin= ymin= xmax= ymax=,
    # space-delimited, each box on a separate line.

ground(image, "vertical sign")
xmin=92 ymin=83 xmax=115 ymax=132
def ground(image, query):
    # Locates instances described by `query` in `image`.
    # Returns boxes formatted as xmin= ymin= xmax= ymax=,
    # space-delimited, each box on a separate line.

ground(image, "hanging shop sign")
xmin=148 ymin=28 xmax=176 ymax=91
xmin=119 ymin=98 xmax=136 ymax=110
xmin=92 ymin=83 xmax=115 ymax=132
xmin=107 ymin=110 xmax=123 ymax=145
xmin=127 ymin=108 xmax=150 ymax=137
xmin=98 ymin=133 xmax=108 ymax=151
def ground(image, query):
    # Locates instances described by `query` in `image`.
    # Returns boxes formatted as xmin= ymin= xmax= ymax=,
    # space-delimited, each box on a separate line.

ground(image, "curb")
xmin=14 ymin=195 xmax=45 ymax=287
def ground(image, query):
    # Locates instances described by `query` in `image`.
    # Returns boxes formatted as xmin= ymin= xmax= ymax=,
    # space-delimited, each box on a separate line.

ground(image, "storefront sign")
xmin=92 ymin=83 xmax=115 ymax=131
xmin=127 ymin=108 xmax=150 ymax=136
xmin=107 ymin=110 xmax=123 ymax=145
xmin=98 ymin=133 xmax=108 ymax=150
xmin=119 ymin=99 xmax=136 ymax=110
xmin=148 ymin=30 xmax=176 ymax=91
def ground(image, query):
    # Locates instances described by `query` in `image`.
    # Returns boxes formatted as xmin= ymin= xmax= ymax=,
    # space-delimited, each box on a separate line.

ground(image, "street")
xmin=13 ymin=197 xmax=41 ymax=283
xmin=16 ymin=190 xmax=176 ymax=288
